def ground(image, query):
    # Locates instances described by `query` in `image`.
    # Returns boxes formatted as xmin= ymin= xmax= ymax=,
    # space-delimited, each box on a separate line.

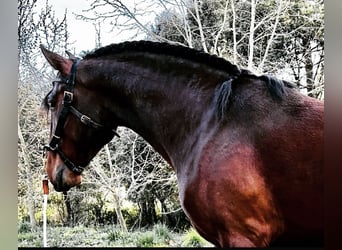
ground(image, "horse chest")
xmin=175 ymin=140 xmax=285 ymax=247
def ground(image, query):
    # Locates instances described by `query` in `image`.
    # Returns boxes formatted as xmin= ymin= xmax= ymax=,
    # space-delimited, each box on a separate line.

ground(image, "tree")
xmin=18 ymin=0 xmax=38 ymax=65
xmin=18 ymin=85 xmax=40 ymax=228
xmin=36 ymin=1 xmax=70 ymax=54
xmin=18 ymin=0 xmax=40 ymax=85
xmin=18 ymin=0 xmax=71 ymax=88
xmin=84 ymin=127 xmax=182 ymax=230
xmin=85 ymin=142 xmax=129 ymax=232
xmin=152 ymin=0 xmax=324 ymax=98
xmin=18 ymin=0 xmax=72 ymax=228
xmin=275 ymin=0 xmax=324 ymax=98
xmin=75 ymin=0 xmax=171 ymax=43
xmin=120 ymin=131 xmax=177 ymax=228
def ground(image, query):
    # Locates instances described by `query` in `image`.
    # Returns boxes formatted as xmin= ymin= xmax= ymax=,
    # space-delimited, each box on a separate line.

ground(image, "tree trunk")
xmin=113 ymin=192 xmax=128 ymax=232
xmin=138 ymin=194 xmax=157 ymax=228
xmin=193 ymin=0 xmax=208 ymax=52
xmin=63 ymin=188 xmax=82 ymax=227
xmin=63 ymin=191 xmax=73 ymax=226
xmin=213 ymin=0 xmax=229 ymax=55
xmin=305 ymin=42 xmax=314 ymax=97
xmin=231 ymin=0 xmax=237 ymax=64
xmin=248 ymin=0 xmax=256 ymax=70
xmin=258 ymin=0 xmax=283 ymax=72
xmin=160 ymin=199 xmax=175 ymax=227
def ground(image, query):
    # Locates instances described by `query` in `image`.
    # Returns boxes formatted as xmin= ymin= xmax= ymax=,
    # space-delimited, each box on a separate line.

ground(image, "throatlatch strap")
xmin=69 ymin=106 xmax=103 ymax=129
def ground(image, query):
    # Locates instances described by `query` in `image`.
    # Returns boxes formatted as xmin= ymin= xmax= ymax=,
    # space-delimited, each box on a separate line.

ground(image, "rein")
xmin=44 ymin=59 xmax=119 ymax=174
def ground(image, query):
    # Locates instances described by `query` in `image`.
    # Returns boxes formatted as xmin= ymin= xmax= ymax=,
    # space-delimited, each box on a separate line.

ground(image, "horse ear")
xmin=40 ymin=44 xmax=72 ymax=75
xmin=65 ymin=50 xmax=76 ymax=60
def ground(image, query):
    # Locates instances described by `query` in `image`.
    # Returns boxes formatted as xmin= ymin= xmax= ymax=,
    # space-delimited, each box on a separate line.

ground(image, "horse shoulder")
xmin=179 ymin=130 xmax=284 ymax=247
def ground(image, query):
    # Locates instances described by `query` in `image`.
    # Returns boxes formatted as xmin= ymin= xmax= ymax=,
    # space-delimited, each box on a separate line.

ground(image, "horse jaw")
xmin=45 ymin=152 xmax=82 ymax=192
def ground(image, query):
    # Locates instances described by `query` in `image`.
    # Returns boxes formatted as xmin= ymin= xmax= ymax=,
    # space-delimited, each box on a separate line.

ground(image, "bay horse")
xmin=40 ymin=41 xmax=323 ymax=247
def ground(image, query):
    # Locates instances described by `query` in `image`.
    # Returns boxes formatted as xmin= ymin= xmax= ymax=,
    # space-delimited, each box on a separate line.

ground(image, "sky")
xmin=36 ymin=0 xmax=154 ymax=54
xmin=37 ymin=0 xmax=97 ymax=52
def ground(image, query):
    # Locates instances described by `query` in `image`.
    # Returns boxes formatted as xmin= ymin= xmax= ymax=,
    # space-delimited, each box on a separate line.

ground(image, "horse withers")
xmin=40 ymin=41 xmax=323 ymax=247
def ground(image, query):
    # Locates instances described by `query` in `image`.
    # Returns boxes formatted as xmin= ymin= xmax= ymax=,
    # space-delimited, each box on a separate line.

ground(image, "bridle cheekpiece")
xmin=44 ymin=58 xmax=119 ymax=174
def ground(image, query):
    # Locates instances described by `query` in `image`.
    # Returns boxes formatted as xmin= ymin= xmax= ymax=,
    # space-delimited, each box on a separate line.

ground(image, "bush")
xmin=18 ymin=232 xmax=42 ymax=247
xmin=136 ymin=232 xmax=155 ymax=247
xmin=107 ymin=227 xmax=127 ymax=242
xmin=182 ymin=228 xmax=207 ymax=247
xmin=152 ymin=223 xmax=172 ymax=243
xmin=18 ymin=221 xmax=33 ymax=234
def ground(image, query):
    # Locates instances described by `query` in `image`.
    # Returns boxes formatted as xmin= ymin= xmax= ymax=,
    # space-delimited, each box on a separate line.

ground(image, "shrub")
xmin=107 ymin=227 xmax=125 ymax=242
xmin=18 ymin=221 xmax=33 ymax=234
xmin=152 ymin=223 xmax=172 ymax=242
xmin=136 ymin=232 xmax=155 ymax=247
xmin=182 ymin=228 xmax=207 ymax=247
xmin=18 ymin=232 xmax=42 ymax=247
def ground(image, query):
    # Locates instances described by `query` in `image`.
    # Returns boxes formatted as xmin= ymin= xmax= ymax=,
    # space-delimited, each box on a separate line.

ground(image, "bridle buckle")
xmin=63 ymin=91 xmax=73 ymax=104
xmin=80 ymin=115 xmax=91 ymax=125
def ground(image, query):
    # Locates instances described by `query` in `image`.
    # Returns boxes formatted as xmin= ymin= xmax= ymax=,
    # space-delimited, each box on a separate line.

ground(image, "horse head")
xmin=41 ymin=46 xmax=118 ymax=191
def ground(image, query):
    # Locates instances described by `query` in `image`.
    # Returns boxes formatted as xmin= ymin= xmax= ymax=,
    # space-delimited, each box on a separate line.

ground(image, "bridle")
xmin=44 ymin=58 xmax=119 ymax=174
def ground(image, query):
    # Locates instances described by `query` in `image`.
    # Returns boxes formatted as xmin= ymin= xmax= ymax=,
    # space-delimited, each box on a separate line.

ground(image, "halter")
xmin=44 ymin=58 xmax=119 ymax=174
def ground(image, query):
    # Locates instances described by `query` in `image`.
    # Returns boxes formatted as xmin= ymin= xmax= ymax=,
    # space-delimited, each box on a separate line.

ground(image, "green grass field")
xmin=18 ymin=223 xmax=214 ymax=247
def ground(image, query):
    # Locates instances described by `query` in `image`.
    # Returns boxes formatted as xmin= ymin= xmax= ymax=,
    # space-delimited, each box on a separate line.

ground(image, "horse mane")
xmin=259 ymin=74 xmax=296 ymax=100
xmin=214 ymin=76 xmax=235 ymax=120
xmin=45 ymin=41 xmax=296 ymax=120
xmin=214 ymin=72 xmax=296 ymax=120
xmin=84 ymin=40 xmax=242 ymax=76
xmin=84 ymin=41 xmax=294 ymax=91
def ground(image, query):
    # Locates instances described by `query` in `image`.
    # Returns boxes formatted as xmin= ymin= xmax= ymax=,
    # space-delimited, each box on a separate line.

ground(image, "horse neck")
xmin=82 ymin=55 xmax=227 ymax=170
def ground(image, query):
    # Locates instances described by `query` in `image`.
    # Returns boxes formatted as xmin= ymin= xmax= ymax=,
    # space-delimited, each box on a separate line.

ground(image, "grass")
xmin=18 ymin=223 xmax=214 ymax=247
